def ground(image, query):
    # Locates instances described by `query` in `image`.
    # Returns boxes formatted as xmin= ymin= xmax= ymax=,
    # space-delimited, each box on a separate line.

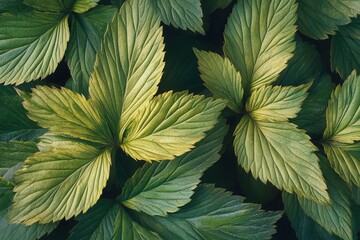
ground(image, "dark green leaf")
xmin=202 ymin=0 xmax=232 ymax=15
xmin=0 ymin=178 xmax=14 ymax=212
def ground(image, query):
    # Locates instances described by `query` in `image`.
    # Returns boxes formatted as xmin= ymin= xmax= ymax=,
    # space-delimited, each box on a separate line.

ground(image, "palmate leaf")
xmin=66 ymin=5 xmax=116 ymax=96
xmin=89 ymin=0 xmax=165 ymax=135
xmin=24 ymin=0 xmax=99 ymax=13
xmin=331 ymin=16 xmax=360 ymax=79
xmin=297 ymin=156 xmax=352 ymax=240
xmin=9 ymin=143 xmax=113 ymax=225
xmin=234 ymin=116 xmax=329 ymax=203
xmin=223 ymin=0 xmax=297 ymax=94
xmin=119 ymin=120 xmax=227 ymax=216
xmin=297 ymin=0 xmax=360 ymax=40
xmin=194 ymin=49 xmax=244 ymax=112
xmin=150 ymin=0 xmax=204 ymax=34
xmin=121 ymin=91 xmax=225 ymax=161
xmin=19 ymin=86 xmax=112 ymax=145
xmin=0 ymin=11 xmax=69 ymax=85
xmin=324 ymin=71 xmax=360 ymax=143
xmin=69 ymin=199 xmax=119 ymax=240
xmin=139 ymin=184 xmax=282 ymax=240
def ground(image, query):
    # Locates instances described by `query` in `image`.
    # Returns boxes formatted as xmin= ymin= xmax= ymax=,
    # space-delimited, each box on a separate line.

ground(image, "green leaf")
xmin=223 ymin=0 xmax=297 ymax=94
xmin=194 ymin=49 xmax=243 ymax=112
xmin=20 ymin=86 xmax=112 ymax=145
xmin=297 ymin=0 xmax=360 ymax=39
xmin=246 ymin=84 xmax=310 ymax=122
xmin=139 ymin=184 xmax=282 ymax=240
xmin=0 ymin=0 xmax=27 ymax=13
xmin=323 ymin=142 xmax=360 ymax=186
xmin=0 ymin=141 xmax=38 ymax=176
xmin=72 ymin=0 xmax=99 ymax=13
xmin=0 ymin=12 xmax=70 ymax=85
xmin=283 ymin=192 xmax=341 ymax=240
xmin=119 ymin=120 xmax=227 ymax=216
xmin=66 ymin=5 xmax=116 ymax=96
xmin=24 ymin=0 xmax=98 ymax=13
xmin=112 ymin=206 xmax=161 ymax=240
xmin=69 ymin=199 xmax=119 ymax=240
xmin=121 ymin=91 xmax=225 ymax=161
xmin=0 ymin=178 xmax=14 ymax=212
xmin=297 ymin=156 xmax=352 ymax=240
xmin=89 ymin=0 xmax=165 ymax=135
xmin=331 ymin=16 xmax=360 ymax=79
xmin=150 ymin=0 xmax=204 ymax=34
xmin=352 ymin=184 xmax=360 ymax=205
xmin=234 ymin=115 xmax=329 ymax=203
xmin=323 ymin=71 xmax=360 ymax=143
xmin=9 ymin=143 xmax=113 ymax=224
xmin=202 ymin=0 xmax=232 ymax=15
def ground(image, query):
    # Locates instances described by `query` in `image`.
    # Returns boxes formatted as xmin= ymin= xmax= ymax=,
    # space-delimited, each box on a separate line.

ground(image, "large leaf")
xmin=331 ymin=16 xmax=360 ymax=79
xmin=297 ymin=0 xmax=360 ymax=39
xmin=112 ymin=206 xmax=161 ymax=240
xmin=69 ymin=199 xmax=119 ymax=240
xmin=223 ymin=0 xmax=297 ymax=94
xmin=234 ymin=115 xmax=329 ymax=203
xmin=66 ymin=5 xmax=116 ymax=96
xmin=24 ymin=0 xmax=99 ymax=13
xmin=283 ymin=192 xmax=341 ymax=240
xmin=297 ymin=156 xmax=352 ymax=240
xmin=323 ymin=71 xmax=360 ymax=143
xmin=119 ymin=120 xmax=227 ymax=216
xmin=72 ymin=0 xmax=99 ymax=13
xmin=150 ymin=0 xmax=204 ymax=34
xmin=246 ymin=84 xmax=310 ymax=122
xmin=0 ymin=141 xmax=38 ymax=176
xmin=139 ymin=184 xmax=282 ymax=240
xmin=202 ymin=0 xmax=232 ymax=15
xmin=19 ymin=86 xmax=112 ymax=145
xmin=0 ymin=0 xmax=27 ymax=13
xmin=89 ymin=0 xmax=165 ymax=135
xmin=194 ymin=49 xmax=244 ymax=112
xmin=323 ymin=142 xmax=360 ymax=186
xmin=121 ymin=91 xmax=225 ymax=161
xmin=0 ymin=11 xmax=69 ymax=85
xmin=9 ymin=143 xmax=113 ymax=224
xmin=0 ymin=178 xmax=13 ymax=212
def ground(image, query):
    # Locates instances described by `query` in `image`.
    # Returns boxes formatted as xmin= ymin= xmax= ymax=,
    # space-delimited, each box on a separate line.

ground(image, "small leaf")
xmin=0 ymin=11 xmax=70 ymax=85
xmin=89 ymin=0 xmax=165 ymax=135
xmin=331 ymin=16 xmax=360 ymax=79
xmin=150 ymin=0 xmax=204 ymax=34
xmin=139 ymin=184 xmax=282 ymax=240
xmin=297 ymin=0 xmax=360 ymax=39
xmin=324 ymin=71 xmax=360 ymax=143
xmin=69 ymin=199 xmax=119 ymax=240
xmin=9 ymin=143 xmax=113 ymax=224
xmin=66 ymin=5 xmax=116 ymax=96
xmin=234 ymin=115 xmax=329 ymax=203
xmin=121 ymin=91 xmax=225 ymax=161
xmin=223 ymin=0 xmax=297 ymax=94
xmin=194 ymin=49 xmax=244 ymax=112
xmin=20 ymin=86 xmax=112 ymax=145
xmin=112 ymin=206 xmax=161 ymax=240
xmin=119 ymin=120 xmax=227 ymax=216
xmin=246 ymin=84 xmax=310 ymax=122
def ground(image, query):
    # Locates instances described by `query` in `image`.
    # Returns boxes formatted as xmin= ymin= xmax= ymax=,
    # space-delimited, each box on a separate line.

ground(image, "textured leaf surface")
xmin=119 ymin=120 xmax=227 ymax=216
xmin=297 ymin=0 xmax=360 ymax=39
xmin=234 ymin=115 xmax=329 ymax=203
xmin=121 ymin=91 xmax=224 ymax=161
xmin=89 ymin=0 xmax=164 ymax=135
xmin=195 ymin=49 xmax=243 ymax=112
xmin=324 ymin=71 xmax=360 ymax=143
xmin=66 ymin=5 xmax=116 ymax=96
xmin=150 ymin=0 xmax=204 ymax=34
xmin=323 ymin=142 xmax=360 ymax=186
xmin=223 ymin=0 xmax=297 ymax=94
xmin=0 ymin=12 xmax=69 ymax=85
xmin=69 ymin=199 xmax=119 ymax=240
xmin=246 ymin=84 xmax=309 ymax=122
xmin=331 ymin=16 xmax=360 ymax=79
xmin=297 ymin=156 xmax=352 ymax=240
xmin=24 ymin=0 xmax=72 ymax=12
xmin=0 ymin=178 xmax=13 ymax=212
xmin=139 ymin=184 xmax=282 ymax=240
xmin=0 ymin=0 xmax=26 ymax=13
xmin=9 ymin=143 xmax=112 ymax=224
xmin=112 ymin=206 xmax=161 ymax=240
xmin=283 ymin=192 xmax=341 ymax=240
xmin=20 ymin=86 xmax=112 ymax=144
xmin=72 ymin=0 xmax=99 ymax=13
